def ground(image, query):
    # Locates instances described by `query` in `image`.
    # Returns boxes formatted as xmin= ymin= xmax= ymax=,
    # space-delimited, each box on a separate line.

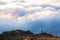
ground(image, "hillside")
xmin=0 ymin=30 xmax=60 ymax=40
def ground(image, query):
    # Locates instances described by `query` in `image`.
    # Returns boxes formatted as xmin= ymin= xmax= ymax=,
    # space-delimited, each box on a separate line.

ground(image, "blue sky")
xmin=0 ymin=0 xmax=60 ymax=36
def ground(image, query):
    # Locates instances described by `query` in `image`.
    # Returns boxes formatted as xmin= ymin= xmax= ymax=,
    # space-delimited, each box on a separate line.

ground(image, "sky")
xmin=0 ymin=0 xmax=60 ymax=36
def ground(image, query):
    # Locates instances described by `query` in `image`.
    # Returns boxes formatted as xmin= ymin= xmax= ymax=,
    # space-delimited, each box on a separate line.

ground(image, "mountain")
xmin=0 ymin=30 xmax=60 ymax=40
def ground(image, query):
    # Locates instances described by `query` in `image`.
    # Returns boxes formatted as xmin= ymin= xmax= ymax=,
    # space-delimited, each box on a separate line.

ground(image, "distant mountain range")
xmin=0 ymin=30 xmax=60 ymax=40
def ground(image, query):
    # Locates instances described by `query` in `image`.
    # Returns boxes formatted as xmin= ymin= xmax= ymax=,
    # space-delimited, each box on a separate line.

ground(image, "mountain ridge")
xmin=0 ymin=30 xmax=60 ymax=40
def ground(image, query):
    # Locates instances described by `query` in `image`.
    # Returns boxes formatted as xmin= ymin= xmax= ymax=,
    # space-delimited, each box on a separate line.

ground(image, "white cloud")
xmin=0 ymin=0 xmax=60 ymax=10
xmin=0 ymin=0 xmax=60 ymax=26
xmin=0 ymin=0 xmax=60 ymax=22
xmin=0 ymin=0 xmax=12 ymax=3
xmin=0 ymin=6 xmax=59 ymax=24
xmin=0 ymin=0 xmax=60 ymax=35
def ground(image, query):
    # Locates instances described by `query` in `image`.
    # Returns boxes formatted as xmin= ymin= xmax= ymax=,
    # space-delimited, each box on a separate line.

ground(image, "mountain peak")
xmin=0 ymin=30 xmax=60 ymax=40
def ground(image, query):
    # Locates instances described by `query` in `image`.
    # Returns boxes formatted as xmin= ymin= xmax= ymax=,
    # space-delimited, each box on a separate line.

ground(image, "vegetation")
xmin=16 ymin=37 xmax=24 ymax=40
xmin=0 ymin=30 xmax=60 ymax=40
xmin=30 ymin=38 xmax=36 ymax=40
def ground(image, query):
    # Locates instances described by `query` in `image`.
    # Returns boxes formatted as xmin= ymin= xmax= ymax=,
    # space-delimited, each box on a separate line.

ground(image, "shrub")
xmin=16 ymin=37 xmax=24 ymax=40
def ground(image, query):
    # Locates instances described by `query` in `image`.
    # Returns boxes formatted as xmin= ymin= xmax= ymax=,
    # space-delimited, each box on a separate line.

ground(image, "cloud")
xmin=0 ymin=0 xmax=60 ymax=9
xmin=0 ymin=0 xmax=60 ymax=36
xmin=0 ymin=0 xmax=12 ymax=3
xmin=0 ymin=1 xmax=7 ymax=5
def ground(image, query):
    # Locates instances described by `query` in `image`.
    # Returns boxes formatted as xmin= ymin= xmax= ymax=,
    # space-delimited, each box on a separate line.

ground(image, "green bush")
xmin=30 ymin=38 xmax=34 ymax=40
xmin=30 ymin=38 xmax=36 ymax=40
xmin=16 ymin=37 xmax=24 ymax=40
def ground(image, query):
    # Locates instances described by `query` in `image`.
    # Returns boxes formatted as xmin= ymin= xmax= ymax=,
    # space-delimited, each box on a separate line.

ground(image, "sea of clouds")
xmin=0 ymin=0 xmax=60 ymax=36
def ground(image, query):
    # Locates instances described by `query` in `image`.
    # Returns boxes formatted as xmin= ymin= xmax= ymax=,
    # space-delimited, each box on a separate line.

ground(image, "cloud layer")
xmin=0 ymin=0 xmax=60 ymax=36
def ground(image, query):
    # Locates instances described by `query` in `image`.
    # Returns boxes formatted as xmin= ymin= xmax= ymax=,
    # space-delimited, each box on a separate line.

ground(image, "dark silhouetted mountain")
xmin=0 ymin=30 xmax=60 ymax=40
